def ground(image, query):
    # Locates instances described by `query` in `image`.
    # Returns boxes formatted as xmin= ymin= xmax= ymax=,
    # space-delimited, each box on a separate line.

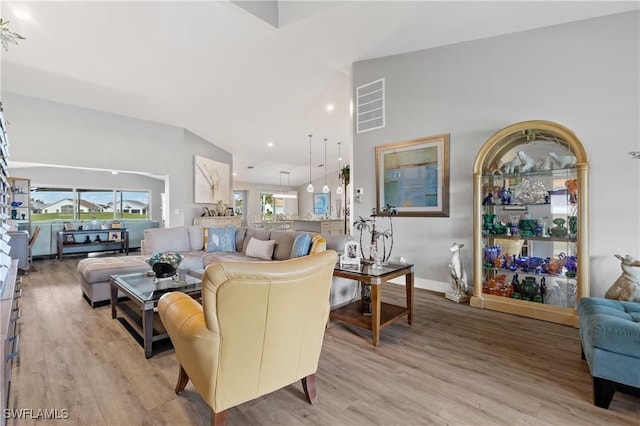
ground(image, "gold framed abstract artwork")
xmin=375 ymin=134 xmax=450 ymax=217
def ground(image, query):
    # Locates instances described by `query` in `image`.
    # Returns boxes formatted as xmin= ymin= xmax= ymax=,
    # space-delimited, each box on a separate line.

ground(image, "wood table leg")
xmin=143 ymin=308 xmax=154 ymax=358
xmin=371 ymin=283 xmax=381 ymax=346
xmin=110 ymin=283 xmax=117 ymax=319
xmin=406 ymin=271 xmax=414 ymax=324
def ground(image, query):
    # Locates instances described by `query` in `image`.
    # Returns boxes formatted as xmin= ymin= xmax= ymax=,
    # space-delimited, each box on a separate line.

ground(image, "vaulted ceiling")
xmin=2 ymin=1 xmax=637 ymax=186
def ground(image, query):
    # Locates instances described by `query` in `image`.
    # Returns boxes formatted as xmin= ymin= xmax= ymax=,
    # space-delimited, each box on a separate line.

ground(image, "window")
xmin=30 ymin=187 xmax=150 ymax=222
xmin=233 ymin=191 xmax=246 ymax=217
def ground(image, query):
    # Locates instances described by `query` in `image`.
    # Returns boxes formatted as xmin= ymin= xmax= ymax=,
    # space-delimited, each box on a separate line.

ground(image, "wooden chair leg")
xmin=301 ymin=373 xmax=318 ymax=404
xmin=175 ymin=364 xmax=190 ymax=394
xmin=211 ymin=409 xmax=228 ymax=426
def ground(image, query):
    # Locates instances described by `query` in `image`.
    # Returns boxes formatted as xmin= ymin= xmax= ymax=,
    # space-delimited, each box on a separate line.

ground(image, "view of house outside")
xmin=31 ymin=187 xmax=150 ymax=221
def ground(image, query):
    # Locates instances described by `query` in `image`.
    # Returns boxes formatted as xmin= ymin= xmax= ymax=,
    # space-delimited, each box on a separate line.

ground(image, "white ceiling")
xmin=1 ymin=1 xmax=638 ymax=186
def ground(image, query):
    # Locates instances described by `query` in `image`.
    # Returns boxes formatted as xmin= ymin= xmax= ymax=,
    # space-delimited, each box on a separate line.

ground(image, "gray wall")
xmin=2 ymin=93 xmax=232 ymax=227
xmin=351 ymin=11 xmax=640 ymax=297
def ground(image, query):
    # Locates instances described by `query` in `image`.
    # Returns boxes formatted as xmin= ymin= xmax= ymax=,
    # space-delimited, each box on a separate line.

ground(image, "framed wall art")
xmin=313 ymin=193 xmax=330 ymax=215
xmin=375 ymin=134 xmax=450 ymax=217
xmin=194 ymin=155 xmax=230 ymax=204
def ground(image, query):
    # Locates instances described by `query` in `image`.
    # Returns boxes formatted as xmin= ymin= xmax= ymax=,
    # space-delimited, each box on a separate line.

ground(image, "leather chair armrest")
xmin=159 ymin=292 xmax=220 ymax=402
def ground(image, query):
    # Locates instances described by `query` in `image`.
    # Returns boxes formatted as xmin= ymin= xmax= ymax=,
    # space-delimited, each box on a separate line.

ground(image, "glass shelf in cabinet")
xmin=481 ymin=167 xmax=578 ymax=180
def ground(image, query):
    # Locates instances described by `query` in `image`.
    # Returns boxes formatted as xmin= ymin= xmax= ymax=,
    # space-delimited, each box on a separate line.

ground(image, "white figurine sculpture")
xmin=446 ymin=242 xmax=470 ymax=303
xmin=517 ymin=150 xmax=538 ymax=172
xmin=549 ymin=152 xmax=577 ymax=169
xmin=605 ymin=254 xmax=640 ymax=302
xmin=501 ymin=156 xmax=519 ymax=174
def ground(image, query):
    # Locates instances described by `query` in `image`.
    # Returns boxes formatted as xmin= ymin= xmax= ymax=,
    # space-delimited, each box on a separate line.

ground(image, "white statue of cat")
xmin=549 ymin=152 xmax=577 ymax=169
xmin=604 ymin=254 xmax=640 ymax=302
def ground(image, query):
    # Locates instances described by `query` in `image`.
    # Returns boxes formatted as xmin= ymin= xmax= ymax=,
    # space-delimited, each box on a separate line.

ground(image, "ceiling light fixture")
xmin=336 ymin=141 xmax=344 ymax=195
xmin=322 ymin=138 xmax=330 ymax=193
xmin=274 ymin=171 xmax=298 ymax=199
xmin=326 ymin=104 xmax=334 ymax=112
xmin=306 ymin=134 xmax=314 ymax=193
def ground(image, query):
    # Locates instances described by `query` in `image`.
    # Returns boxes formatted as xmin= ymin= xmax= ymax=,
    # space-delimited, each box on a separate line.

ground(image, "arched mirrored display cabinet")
xmin=471 ymin=120 xmax=589 ymax=326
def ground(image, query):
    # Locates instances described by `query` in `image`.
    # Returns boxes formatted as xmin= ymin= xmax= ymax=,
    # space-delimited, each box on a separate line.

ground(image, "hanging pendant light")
xmin=306 ymin=134 xmax=314 ymax=193
xmin=322 ymin=138 xmax=330 ymax=193
xmin=336 ymin=141 xmax=344 ymax=195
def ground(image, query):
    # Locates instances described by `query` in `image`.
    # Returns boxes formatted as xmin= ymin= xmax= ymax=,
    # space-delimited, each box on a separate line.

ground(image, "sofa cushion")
xmin=207 ymin=227 xmax=236 ymax=253
xmin=242 ymin=229 xmax=271 ymax=253
xmin=290 ymin=233 xmax=312 ymax=258
xmin=188 ymin=226 xmax=205 ymax=251
xmin=235 ymin=227 xmax=247 ymax=252
xmin=245 ymin=237 xmax=276 ymax=260
xmin=271 ymin=230 xmax=303 ymax=261
xmin=143 ymin=226 xmax=190 ymax=255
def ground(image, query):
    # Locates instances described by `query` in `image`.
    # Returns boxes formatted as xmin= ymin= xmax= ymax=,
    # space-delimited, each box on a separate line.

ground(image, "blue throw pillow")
xmin=290 ymin=233 xmax=312 ymax=258
xmin=207 ymin=227 xmax=236 ymax=253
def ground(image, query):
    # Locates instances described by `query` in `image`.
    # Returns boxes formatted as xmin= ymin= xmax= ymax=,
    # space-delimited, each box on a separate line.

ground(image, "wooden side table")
xmin=330 ymin=261 xmax=414 ymax=346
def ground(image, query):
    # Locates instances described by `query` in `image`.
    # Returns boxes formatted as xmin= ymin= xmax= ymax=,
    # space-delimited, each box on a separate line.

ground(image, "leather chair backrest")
xmin=201 ymin=249 xmax=337 ymax=411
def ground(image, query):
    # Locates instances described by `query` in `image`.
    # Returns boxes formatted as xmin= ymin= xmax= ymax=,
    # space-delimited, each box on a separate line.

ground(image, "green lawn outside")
xmin=32 ymin=213 xmax=149 ymax=222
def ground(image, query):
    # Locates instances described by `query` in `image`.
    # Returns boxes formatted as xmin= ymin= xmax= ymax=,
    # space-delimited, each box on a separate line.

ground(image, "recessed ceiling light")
xmin=267 ymin=141 xmax=274 ymax=147
xmin=14 ymin=10 xmax=31 ymax=20
xmin=232 ymin=172 xmax=237 ymax=176
xmin=326 ymin=104 xmax=334 ymax=112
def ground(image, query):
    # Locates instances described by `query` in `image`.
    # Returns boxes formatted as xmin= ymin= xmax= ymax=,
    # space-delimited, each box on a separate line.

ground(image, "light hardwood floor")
xmin=8 ymin=257 xmax=639 ymax=425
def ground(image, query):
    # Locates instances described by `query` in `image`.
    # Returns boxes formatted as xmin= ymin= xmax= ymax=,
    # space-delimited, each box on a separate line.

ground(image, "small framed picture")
xmin=341 ymin=239 xmax=361 ymax=265
xmin=109 ymin=232 xmax=121 ymax=242
xmin=64 ymin=234 xmax=76 ymax=244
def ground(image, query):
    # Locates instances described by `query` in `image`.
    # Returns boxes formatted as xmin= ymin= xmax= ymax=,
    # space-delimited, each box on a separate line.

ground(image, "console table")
xmin=293 ymin=219 xmax=345 ymax=235
xmin=193 ymin=216 xmax=241 ymax=228
xmin=57 ymin=228 xmax=129 ymax=260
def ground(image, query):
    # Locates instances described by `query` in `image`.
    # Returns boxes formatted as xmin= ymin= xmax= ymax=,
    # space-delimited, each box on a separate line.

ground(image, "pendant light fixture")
xmin=336 ymin=141 xmax=344 ymax=195
xmin=306 ymin=134 xmax=314 ymax=193
xmin=322 ymin=138 xmax=330 ymax=193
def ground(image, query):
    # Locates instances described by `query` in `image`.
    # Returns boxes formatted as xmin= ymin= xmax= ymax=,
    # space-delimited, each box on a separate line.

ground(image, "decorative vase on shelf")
xmin=216 ymin=200 xmax=226 ymax=216
xmin=550 ymin=218 xmax=568 ymax=238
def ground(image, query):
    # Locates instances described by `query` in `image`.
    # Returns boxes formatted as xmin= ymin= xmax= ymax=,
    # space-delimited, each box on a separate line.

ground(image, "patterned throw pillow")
xmin=290 ymin=233 xmax=312 ymax=258
xmin=309 ymin=234 xmax=326 ymax=254
xmin=206 ymin=227 xmax=236 ymax=253
xmin=245 ymin=237 xmax=276 ymax=260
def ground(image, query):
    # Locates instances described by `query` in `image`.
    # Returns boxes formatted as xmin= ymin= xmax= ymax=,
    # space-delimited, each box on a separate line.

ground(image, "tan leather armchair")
xmin=158 ymin=250 xmax=338 ymax=426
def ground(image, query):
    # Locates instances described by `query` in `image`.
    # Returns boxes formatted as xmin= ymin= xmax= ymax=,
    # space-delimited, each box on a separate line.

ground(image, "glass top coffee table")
xmin=331 ymin=260 xmax=414 ymax=346
xmin=110 ymin=271 xmax=202 ymax=358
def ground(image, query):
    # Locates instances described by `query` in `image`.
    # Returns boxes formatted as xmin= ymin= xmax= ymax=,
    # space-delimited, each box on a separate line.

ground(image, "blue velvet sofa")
xmin=577 ymin=297 xmax=640 ymax=408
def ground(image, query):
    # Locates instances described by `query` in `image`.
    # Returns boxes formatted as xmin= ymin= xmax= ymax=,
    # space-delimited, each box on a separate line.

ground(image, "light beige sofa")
xmin=78 ymin=226 xmax=352 ymax=307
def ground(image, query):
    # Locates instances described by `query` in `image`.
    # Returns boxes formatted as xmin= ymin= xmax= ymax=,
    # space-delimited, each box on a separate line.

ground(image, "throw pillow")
xmin=309 ymin=234 xmax=326 ymax=254
xmin=206 ymin=227 xmax=236 ymax=253
xmin=290 ymin=233 xmax=312 ymax=258
xmin=245 ymin=237 xmax=276 ymax=260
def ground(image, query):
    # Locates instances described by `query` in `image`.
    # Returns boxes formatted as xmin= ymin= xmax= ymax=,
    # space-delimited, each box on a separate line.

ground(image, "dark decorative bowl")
xmin=152 ymin=262 xmax=176 ymax=279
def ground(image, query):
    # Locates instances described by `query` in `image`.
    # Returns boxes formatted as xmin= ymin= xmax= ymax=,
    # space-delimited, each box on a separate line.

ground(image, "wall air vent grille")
xmin=356 ymin=78 xmax=385 ymax=133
